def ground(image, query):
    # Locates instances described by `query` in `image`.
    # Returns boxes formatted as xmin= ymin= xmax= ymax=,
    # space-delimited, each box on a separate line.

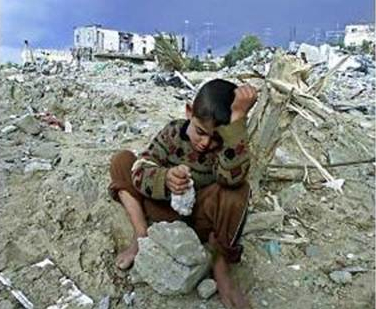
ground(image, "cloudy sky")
xmin=0 ymin=0 xmax=374 ymax=63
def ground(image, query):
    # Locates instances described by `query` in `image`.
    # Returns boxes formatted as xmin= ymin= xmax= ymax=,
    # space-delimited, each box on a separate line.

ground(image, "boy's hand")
xmin=231 ymin=85 xmax=258 ymax=122
xmin=166 ymin=165 xmax=192 ymax=195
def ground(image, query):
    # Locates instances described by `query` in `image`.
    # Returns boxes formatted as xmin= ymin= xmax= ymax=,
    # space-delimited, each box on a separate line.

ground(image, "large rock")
xmin=15 ymin=114 xmax=41 ymax=135
xmin=134 ymin=221 xmax=211 ymax=295
xmin=30 ymin=142 xmax=60 ymax=160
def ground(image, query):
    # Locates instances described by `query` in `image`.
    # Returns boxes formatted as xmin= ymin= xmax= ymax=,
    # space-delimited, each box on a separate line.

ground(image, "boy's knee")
xmin=110 ymin=150 xmax=136 ymax=171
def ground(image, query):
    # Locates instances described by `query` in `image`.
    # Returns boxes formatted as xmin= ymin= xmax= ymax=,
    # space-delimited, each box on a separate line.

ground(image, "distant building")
xmin=73 ymin=24 xmax=186 ymax=58
xmin=34 ymin=49 xmax=73 ymax=63
xmin=74 ymin=24 xmax=120 ymax=52
xmin=344 ymin=24 xmax=375 ymax=47
xmin=325 ymin=30 xmax=345 ymax=45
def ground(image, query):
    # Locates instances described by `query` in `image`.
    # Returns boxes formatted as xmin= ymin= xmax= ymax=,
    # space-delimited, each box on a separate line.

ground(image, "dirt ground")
xmin=0 ymin=61 xmax=374 ymax=308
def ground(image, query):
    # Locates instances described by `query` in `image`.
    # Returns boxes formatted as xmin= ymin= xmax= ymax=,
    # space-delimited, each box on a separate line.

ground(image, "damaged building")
xmin=73 ymin=24 xmax=186 ymax=58
xmin=344 ymin=23 xmax=375 ymax=47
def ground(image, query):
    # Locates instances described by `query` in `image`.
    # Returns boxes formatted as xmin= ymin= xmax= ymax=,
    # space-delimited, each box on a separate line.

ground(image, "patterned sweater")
xmin=131 ymin=117 xmax=251 ymax=200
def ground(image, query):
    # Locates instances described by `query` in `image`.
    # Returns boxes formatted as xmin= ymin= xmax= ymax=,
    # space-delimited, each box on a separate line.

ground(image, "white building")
xmin=73 ymin=25 xmax=186 ymax=57
xmin=34 ymin=49 xmax=73 ymax=62
xmin=74 ymin=24 xmax=119 ymax=52
xmin=125 ymin=33 xmax=155 ymax=55
xmin=344 ymin=24 xmax=375 ymax=47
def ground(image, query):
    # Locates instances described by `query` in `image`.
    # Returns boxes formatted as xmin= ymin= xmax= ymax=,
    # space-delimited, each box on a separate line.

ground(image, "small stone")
xmin=24 ymin=158 xmax=52 ymax=173
xmin=1 ymin=125 xmax=18 ymax=135
xmin=261 ymin=299 xmax=268 ymax=306
xmin=129 ymin=126 xmax=141 ymax=134
xmin=287 ymin=264 xmax=301 ymax=270
xmin=30 ymin=142 xmax=60 ymax=160
xmin=346 ymin=253 xmax=355 ymax=259
xmin=329 ymin=271 xmax=352 ymax=284
xmin=278 ymin=183 xmax=306 ymax=210
xmin=293 ymin=280 xmax=300 ymax=287
xmin=197 ymin=279 xmax=217 ymax=299
xmin=123 ymin=291 xmax=136 ymax=306
xmin=305 ymin=245 xmax=320 ymax=258
xmin=15 ymin=114 xmax=41 ymax=135
xmin=308 ymin=130 xmax=326 ymax=142
xmin=113 ymin=121 xmax=128 ymax=132
xmin=98 ymin=295 xmax=110 ymax=309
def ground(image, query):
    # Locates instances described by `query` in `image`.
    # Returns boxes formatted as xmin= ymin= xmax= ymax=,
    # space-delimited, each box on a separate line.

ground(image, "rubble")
xmin=278 ymin=183 xmax=307 ymax=211
xmin=24 ymin=158 xmax=52 ymax=173
xmin=14 ymin=114 xmax=41 ymax=135
xmin=134 ymin=221 xmax=211 ymax=295
xmin=0 ymin=47 xmax=374 ymax=308
xmin=329 ymin=271 xmax=353 ymax=284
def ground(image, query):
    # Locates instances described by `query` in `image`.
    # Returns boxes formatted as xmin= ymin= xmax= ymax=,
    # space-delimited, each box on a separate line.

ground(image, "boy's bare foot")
xmin=116 ymin=239 xmax=139 ymax=270
xmin=214 ymin=255 xmax=250 ymax=309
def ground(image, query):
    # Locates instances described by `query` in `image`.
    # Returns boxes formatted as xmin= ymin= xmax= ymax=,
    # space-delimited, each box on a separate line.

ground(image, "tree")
xmin=154 ymin=32 xmax=187 ymax=72
xmin=187 ymin=56 xmax=205 ymax=71
xmin=361 ymin=40 xmax=374 ymax=55
xmin=223 ymin=35 xmax=262 ymax=67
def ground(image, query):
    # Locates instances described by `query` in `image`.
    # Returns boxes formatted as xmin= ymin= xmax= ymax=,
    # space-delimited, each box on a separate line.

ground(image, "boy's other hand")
xmin=166 ymin=165 xmax=192 ymax=195
xmin=231 ymin=84 xmax=258 ymax=122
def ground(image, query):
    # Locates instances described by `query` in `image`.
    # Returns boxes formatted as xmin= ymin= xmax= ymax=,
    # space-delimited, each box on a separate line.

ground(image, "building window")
xmin=351 ymin=28 xmax=357 ymax=33
xmin=76 ymin=34 xmax=80 ymax=44
xmin=142 ymin=47 xmax=147 ymax=55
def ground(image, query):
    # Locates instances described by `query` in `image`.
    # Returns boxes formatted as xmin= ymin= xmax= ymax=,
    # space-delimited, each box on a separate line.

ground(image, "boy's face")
xmin=185 ymin=104 xmax=220 ymax=153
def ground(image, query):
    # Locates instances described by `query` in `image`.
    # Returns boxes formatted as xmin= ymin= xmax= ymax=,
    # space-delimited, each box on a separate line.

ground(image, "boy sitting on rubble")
xmin=109 ymin=79 xmax=257 ymax=308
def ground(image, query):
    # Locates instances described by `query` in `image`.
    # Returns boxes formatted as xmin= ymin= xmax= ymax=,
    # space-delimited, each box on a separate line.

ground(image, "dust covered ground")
xmin=0 ymin=56 xmax=375 ymax=308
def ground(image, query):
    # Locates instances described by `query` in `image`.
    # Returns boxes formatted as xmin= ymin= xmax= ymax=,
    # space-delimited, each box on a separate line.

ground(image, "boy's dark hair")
xmin=192 ymin=79 xmax=237 ymax=126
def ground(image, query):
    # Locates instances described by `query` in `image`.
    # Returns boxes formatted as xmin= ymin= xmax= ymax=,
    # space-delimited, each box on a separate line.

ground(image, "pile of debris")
xmin=0 ymin=47 xmax=374 ymax=308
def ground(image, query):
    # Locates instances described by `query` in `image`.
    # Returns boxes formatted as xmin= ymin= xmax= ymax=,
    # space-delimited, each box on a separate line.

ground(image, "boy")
xmin=109 ymin=79 xmax=257 ymax=308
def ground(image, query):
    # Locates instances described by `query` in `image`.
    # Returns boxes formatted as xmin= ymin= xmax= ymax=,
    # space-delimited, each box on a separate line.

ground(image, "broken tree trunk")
xmin=246 ymin=50 xmax=334 ymax=202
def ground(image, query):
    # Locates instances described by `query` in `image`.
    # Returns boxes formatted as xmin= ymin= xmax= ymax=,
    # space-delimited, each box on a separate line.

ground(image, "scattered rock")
xmin=29 ymin=142 xmax=60 ymax=160
xmin=24 ymin=158 xmax=52 ymax=173
xmin=243 ymin=211 xmax=285 ymax=234
xmin=1 ymin=125 xmax=18 ymax=135
xmin=329 ymin=270 xmax=352 ymax=284
xmin=98 ymin=295 xmax=110 ymax=309
xmin=15 ymin=114 xmax=41 ymax=135
xmin=197 ymin=279 xmax=217 ymax=299
xmin=123 ymin=291 xmax=136 ymax=306
xmin=305 ymin=245 xmax=320 ymax=258
xmin=278 ymin=183 xmax=307 ymax=210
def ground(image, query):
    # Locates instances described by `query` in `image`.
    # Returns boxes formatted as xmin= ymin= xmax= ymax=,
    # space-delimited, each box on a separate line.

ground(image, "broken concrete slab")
xmin=29 ymin=142 xmax=60 ymax=160
xmin=15 ymin=115 xmax=41 ymax=135
xmin=242 ymin=211 xmax=285 ymax=235
xmin=147 ymin=221 xmax=207 ymax=266
xmin=24 ymin=158 xmax=52 ymax=173
xmin=134 ymin=221 xmax=211 ymax=295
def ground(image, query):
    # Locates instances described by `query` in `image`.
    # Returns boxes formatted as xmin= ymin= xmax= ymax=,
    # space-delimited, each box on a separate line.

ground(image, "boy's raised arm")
xmin=213 ymin=117 xmax=251 ymax=187
xmin=131 ymin=124 xmax=171 ymax=200
xmin=213 ymin=85 xmax=257 ymax=187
